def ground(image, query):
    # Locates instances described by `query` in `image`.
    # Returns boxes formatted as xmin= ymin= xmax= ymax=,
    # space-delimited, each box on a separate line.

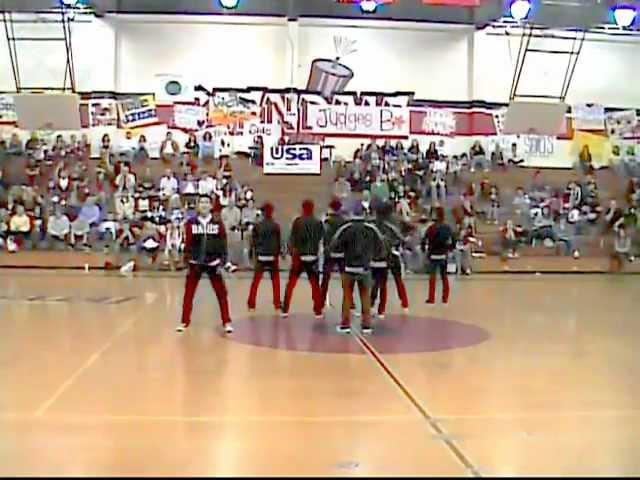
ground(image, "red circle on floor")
xmin=228 ymin=314 xmax=490 ymax=354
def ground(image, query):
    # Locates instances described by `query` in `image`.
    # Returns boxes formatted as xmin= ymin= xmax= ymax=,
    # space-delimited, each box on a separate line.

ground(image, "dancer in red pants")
xmin=177 ymin=195 xmax=233 ymax=334
xmin=421 ymin=207 xmax=454 ymax=304
xmin=370 ymin=202 xmax=410 ymax=317
xmin=247 ymin=202 xmax=282 ymax=312
xmin=282 ymin=199 xmax=324 ymax=318
xmin=320 ymin=198 xmax=347 ymax=308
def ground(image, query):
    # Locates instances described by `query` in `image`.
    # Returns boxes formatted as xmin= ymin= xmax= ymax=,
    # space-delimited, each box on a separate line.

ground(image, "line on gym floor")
xmin=354 ymin=331 xmax=482 ymax=478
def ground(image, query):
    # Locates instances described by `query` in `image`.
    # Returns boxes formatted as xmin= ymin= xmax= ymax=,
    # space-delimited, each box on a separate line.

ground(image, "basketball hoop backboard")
xmin=503 ymin=101 xmax=568 ymax=136
xmin=13 ymin=93 xmax=81 ymax=131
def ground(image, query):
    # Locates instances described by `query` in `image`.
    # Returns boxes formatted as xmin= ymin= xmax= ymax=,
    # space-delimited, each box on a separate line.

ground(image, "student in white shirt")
xmin=159 ymin=169 xmax=179 ymax=201
xmin=46 ymin=206 xmax=71 ymax=248
xmin=198 ymin=173 xmax=216 ymax=197
xmin=119 ymin=131 xmax=137 ymax=162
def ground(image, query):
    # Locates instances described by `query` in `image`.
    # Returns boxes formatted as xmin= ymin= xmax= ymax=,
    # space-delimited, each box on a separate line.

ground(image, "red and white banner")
xmin=302 ymin=104 xmax=409 ymax=137
xmin=411 ymin=108 xmax=456 ymax=136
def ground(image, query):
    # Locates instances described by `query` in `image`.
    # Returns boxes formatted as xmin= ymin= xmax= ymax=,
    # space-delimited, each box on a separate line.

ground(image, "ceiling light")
xmin=360 ymin=0 xmax=379 ymax=13
xmin=510 ymin=0 xmax=532 ymax=21
xmin=613 ymin=6 xmax=636 ymax=28
xmin=219 ymin=0 xmax=239 ymax=9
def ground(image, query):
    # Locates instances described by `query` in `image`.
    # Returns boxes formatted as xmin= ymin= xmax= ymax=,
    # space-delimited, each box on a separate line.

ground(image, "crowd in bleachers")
xmin=331 ymin=138 xmax=640 ymax=273
xmin=1 ymin=131 xmax=639 ymax=272
xmin=0 ymin=132 xmax=259 ymax=270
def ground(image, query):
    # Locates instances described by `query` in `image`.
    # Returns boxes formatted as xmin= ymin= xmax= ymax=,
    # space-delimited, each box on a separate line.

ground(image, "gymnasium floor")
xmin=1 ymin=269 xmax=639 ymax=476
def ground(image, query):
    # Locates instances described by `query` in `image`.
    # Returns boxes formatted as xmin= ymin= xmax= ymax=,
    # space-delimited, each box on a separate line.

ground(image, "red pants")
xmin=427 ymin=258 xmax=450 ymax=304
xmin=370 ymin=267 xmax=409 ymax=315
xmin=247 ymin=259 xmax=281 ymax=310
xmin=181 ymin=263 xmax=231 ymax=327
xmin=283 ymin=255 xmax=322 ymax=315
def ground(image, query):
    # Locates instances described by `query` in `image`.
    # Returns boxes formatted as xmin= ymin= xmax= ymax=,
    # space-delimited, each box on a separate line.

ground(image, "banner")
xmin=117 ymin=95 xmax=159 ymax=129
xmin=87 ymin=98 xmax=118 ymax=127
xmin=172 ymin=103 xmax=207 ymax=131
xmin=606 ymin=110 xmax=637 ymax=138
xmin=303 ymin=104 xmax=409 ymax=137
xmin=573 ymin=103 xmax=605 ymax=131
xmin=411 ymin=108 xmax=456 ymax=136
xmin=264 ymin=144 xmax=321 ymax=175
xmin=0 ymin=95 xmax=17 ymax=123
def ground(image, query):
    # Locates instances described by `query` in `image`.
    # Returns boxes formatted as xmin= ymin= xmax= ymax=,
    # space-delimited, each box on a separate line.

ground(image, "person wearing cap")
xmin=329 ymin=202 xmax=386 ymax=335
xmin=247 ymin=202 xmax=282 ymax=313
xmin=282 ymin=199 xmax=324 ymax=318
xmin=370 ymin=202 xmax=410 ymax=318
xmin=421 ymin=207 xmax=455 ymax=304
xmin=177 ymin=195 xmax=233 ymax=334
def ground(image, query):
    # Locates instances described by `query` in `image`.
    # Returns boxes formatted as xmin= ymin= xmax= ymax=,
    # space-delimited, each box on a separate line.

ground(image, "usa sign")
xmin=263 ymin=144 xmax=321 ymax=175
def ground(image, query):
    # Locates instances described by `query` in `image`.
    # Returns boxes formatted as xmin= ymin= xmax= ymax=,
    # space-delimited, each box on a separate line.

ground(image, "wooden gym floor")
xmin=1 ymin=269 xmax=639 ymax=476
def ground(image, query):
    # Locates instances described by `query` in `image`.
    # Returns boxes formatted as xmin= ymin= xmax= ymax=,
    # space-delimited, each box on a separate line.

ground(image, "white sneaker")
xmin=224 ymin=323 xmax=234 ymax=334
xmin=402 ymin=307 xmax=409 ymax=314
xmin=377 ymin=313 xmax=385 ymax=320
xmin=315 ymin=313 xmax=324 ymax=320
xmin=353 ymin=310 xmax=361 ymax=318
xmin=176 ymin=323 xmax=187 ymax=333
xmin=281 ymin=311 xmax=289 ymax=318
xmin=248 ymin=308 xmax=255 ymax=314
xmin=336 ymin=325 xmax=351 ymax=334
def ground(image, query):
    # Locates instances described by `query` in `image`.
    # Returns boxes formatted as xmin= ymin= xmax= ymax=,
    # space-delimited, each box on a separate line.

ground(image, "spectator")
xmin=46 ymin=206 xmax=70 ymax=249
xmin=469 ymin=140 xmax=487 ymax=173
xmin=370 ymin=174 xmax=390 ymax=204
xmin=455 ymin=225 xmax=476 ymax=274
xmin=159 ymin=169 xmax=179 ymax=202
xmin=135 ymin=134 xmax=149 ymax=163
xmin=0 ymin=168 xmax=7 ymax=203
xmin=135 ymin=191 xmax=151 ymax=220
xmin=611 ymin=225 xmax=634 ymax=271
xmin=221 ymin=197 xmax=241 ymax=233
xmin=115 ymin=194 xmax=135 ymax=221
xmin=241 ymin=198 xmax=259 ymax=231
xmin=407 ymin=139 xmax=421 ymax=162
xmin=508 ymin=142 xmax=525 ymax=166
xmin=425 ymin=141 xmax=439 ymax=163
xmin=100 ymin=134 xmax=113 ymax=165
xmin=114 ymin=163 xmax=137 ymax=196
xmin=531 ymin=206 xmax=555 ymax=247
xmin=200 ymin=131 xmax=216 ymax=164
xmin=160 ymin=132 xmax=179 ymax=165
xmin=554 ymin=215 xmax=580 ymax=258
xmin=578 ymin=144 xmax=593 ymax=175
xmin=198 ymin=172 xmax=216 ymax=197
xmin=119 ymin=131 xmax=137 ymax=162
xmin=8 ymin=133 xmax=23 ymax=155
xmin=9 ymin=204 xmax=34 ymax=250
xmin=487 ymin=184 xmax=500 ymax=225
xmin=25 ymin=158 xmax=41 ymax=188
xmin=500 ymin=219 xmax=523 ymax=259
xmin=0 ymin=208 xmax=9 ymax=249
xmin=98 ymin=211 xmax=118 ymax=251
xmin=185 ymin=133 xmax=199 ymax=163
xmin=334 ymin=174 xmax=352 ymax=201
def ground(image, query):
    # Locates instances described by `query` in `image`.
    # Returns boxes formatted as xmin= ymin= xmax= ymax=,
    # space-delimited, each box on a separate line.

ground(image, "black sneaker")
xmin=336 ymin=325 xmax=351 ymax=334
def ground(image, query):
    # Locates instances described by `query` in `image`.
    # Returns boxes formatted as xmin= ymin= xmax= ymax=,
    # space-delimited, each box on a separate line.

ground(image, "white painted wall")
xmin=297 ymin=20 xmax=472 ymax=100
xmin=114 ymin=16 xmax=289 ymax=92
xmin=474 ymin=29 xmax=640 ymax=108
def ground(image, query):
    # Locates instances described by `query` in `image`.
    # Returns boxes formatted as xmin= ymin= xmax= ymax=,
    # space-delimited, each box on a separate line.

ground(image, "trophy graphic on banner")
xmin=306 ymin=36 xmax=356 ymax=100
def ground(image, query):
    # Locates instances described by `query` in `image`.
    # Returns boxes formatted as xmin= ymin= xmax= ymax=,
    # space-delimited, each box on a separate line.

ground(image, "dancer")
xmin=370 ymin=202 xmax=410 ymax=318
xmin=330 ymin=203 xmax=386 ymax=335
xmin=247 ymin=202 xmax=282 ymax=313
xmin=421 ymin=207 xmax=454 ymax=304
xmin=177 ymin=195 xmax=233 ymax=334
xmin=320 ymin=198 xmax=346 ymax=308
xmin=282 ymin=199 xmax=324 ymax=318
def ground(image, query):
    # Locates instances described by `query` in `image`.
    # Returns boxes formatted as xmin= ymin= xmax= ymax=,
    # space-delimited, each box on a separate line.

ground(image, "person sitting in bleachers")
xmin=500 ymin=219 xmax=524 ymax=259
xmin=8 ymin=204 xmax=34 ymax=251
xmin=469 ymin=140 xmax=487 ymax=173
xmin=160 ymin=132 xmax=180 ymax=165
xmin=7 ymin=133 xmax=23 ymax=156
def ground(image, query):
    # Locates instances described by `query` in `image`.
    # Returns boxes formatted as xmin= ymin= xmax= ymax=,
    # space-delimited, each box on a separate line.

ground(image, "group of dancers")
xmin=176 ymin=195 xmax=454 ymax=335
